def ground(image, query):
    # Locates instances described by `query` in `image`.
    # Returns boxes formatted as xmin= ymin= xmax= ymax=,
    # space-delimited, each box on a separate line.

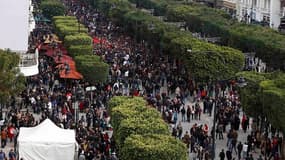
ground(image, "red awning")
xmin=59 ymin=69 xmax=83 ymax=79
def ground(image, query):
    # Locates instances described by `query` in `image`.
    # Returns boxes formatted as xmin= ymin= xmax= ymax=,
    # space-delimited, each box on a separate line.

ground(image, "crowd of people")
xmin=0 ymin=0 xmax=283 ymax=160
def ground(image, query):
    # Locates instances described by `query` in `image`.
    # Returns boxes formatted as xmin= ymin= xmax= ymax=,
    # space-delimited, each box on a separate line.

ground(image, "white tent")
xmin=18 ymin=119 xmax=77 ymax=160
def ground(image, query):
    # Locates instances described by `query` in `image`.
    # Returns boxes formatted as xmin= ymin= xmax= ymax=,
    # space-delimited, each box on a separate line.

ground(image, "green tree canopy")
xmin=236 ymin=71 xmax=285 ymax=133
xmin=90 ymin=0 xmax=244 ymax=82
xmin=74 ymin=55 xmax=109 ymax=84
xmin=109 ymin=96 xmax=188 ymax=159
xmin=121 ymin=134 xmax=188 ymax=160
xmin=130 ymin=0 xmax=285 ymax=70
xmin=40 ymin=0 xmax=65 ymax=19
xmin=0 ymin=50 xmax=26 ymax=103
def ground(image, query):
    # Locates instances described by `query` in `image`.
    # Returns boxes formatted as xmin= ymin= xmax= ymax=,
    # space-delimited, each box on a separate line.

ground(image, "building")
xmin=0 ymin=0 xmax=38 ymax=76
xmin=219 ymin=0 xmax=285 ymax=30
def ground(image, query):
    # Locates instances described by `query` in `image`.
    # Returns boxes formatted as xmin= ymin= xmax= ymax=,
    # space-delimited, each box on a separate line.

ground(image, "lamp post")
xmin=74 ymin=86 xmax=84 ymax=128
xmin=86 ymin=86 xmax=96 ymax=106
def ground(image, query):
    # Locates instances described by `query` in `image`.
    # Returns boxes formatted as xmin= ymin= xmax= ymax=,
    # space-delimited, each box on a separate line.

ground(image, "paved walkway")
xmin=173 ymin=93 xmax=262 ymax=159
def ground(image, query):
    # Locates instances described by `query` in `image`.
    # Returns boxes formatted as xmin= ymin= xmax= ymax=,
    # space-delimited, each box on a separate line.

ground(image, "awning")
xmin=59 ymin=70 xmax=83 ymax=79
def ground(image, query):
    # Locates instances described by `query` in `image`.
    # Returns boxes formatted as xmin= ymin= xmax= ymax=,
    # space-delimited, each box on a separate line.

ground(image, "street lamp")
xmin=86 ymin=86 xmax=96 ymax=106
xmin=74 ymin=86 xmax=84 ymax=128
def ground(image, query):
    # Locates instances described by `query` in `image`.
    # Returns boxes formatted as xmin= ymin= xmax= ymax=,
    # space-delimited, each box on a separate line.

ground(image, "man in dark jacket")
xmin=219 ymin=149 xmax=225 ymax=160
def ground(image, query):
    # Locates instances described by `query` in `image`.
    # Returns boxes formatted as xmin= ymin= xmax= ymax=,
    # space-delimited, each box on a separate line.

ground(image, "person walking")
xmin=219 ymin=149 xmax=225 ymax=160
xmin=237 ymin=142 xmax=243 ymax=160
xmin=8 ymin=149 xmax=16 ymax=160
xmin=0 ymin=150 xmax=6 ymax=160
xmin=181 ymin=106 xmax=186 ymax=122
xmin=226 ymin=150 xmax=232 ymax=160
xmin=1 ymin=128 xmax=7 ymax=148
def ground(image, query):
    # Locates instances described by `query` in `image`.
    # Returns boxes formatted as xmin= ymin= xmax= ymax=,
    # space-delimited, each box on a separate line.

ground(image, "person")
xmin=1 ymin=128 xmax=7 ymax=148
xmin=8 ymin=149 xmax=16 ymax=160
xmin=243 ymin=142 xmax=249 ymax=159
xmin=226 ymin=150 xmax=232 ymax=160
xmin=257 ymin=155 xmax=263 ymax=160
xmin=78 ymin=151 xmax=85 ymax=160
xmin=111 ymin=152 xmax=118 ymax=160
xmin=246 ymin=154 xmax=254 ymax=160
xmin=219 ymin=149 xmax=225 ymax=160
xmin=0 ymin=150 xmax=6 ymax=160
xmin=237 ymin=141 xmax=243 ymax=160
xmin=182 ymin=131 xmax=190 ymax=148
xmin=181 ymin=106 xmax=186 ymax=122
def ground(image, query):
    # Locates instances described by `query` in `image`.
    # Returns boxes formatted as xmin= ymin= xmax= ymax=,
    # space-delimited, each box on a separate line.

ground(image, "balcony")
xmin=18 ymin=49 xmax=39 ymax=77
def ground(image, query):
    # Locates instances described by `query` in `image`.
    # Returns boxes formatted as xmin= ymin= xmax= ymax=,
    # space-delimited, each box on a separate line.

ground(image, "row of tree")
xmin=89 ymin=0 xmax=244 ymax=82
xmin=108 ymin=96 xmax=187 ymax=160
xmin=126 ymin=0 xmax=285 ymax=70
xmin=53 ymin=16 xmax=109 ymax=83
xmin=236 ymin=71 xmax=285 ymax=134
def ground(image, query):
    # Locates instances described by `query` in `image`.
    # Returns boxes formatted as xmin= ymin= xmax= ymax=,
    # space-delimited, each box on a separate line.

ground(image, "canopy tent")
xmin=18 ymin=119 xmax=77 ymax=160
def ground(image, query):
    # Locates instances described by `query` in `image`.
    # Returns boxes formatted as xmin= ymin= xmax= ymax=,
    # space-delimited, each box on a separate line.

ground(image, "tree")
xmin=0 ymin=50 xmax=26 ymax=112
xmin=91 ymin=0 xmax=245 ymax=82
xmin=109 ymin=96 xmax=188 ymax=159
xmin=121 ymin=134 xmax=188 ymax=160
xmin=40 ymin=0 xmax=65 ymax=19
xmin=74 ymin=55 xmax=109 ymax=83
xmin=236 ymin=71 xmax=285 ymax=133
xmin=235 ymin=71 xmax=268 ymax=117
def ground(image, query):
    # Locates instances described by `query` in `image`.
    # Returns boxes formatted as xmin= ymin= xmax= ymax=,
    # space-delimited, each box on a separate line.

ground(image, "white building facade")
xmin=219 ymin=0 xmax=285 ymax=29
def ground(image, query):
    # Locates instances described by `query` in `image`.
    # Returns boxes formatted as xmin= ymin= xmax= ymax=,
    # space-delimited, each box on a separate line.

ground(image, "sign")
xmin=86 ymin=86 xmax=96 ymax=92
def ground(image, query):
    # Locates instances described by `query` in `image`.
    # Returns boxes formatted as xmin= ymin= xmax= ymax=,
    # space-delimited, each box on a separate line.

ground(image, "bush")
xmin=53 ymin=16 xmax=77 ymax=21
xmin=121 ymin=134 xmax=188 ymax=160
xmin=53 ymin=16 xmax=88 ymax=38
xmin=115 ymin=117 xmax=169 ymax=148
xmin=64 ymin=34 xmax=93 ymax=47
xmin=110 ymin=104 xmax=161 ymax=131
xmin=67 ymin=45 xmax=93 ymax=56
xmin=74 ymin=55 xmax=109 ymax=83
xmin=108 ymin=96 xmax=187 ymax=159
xmin=108 ymin=96 xmax=147 ymax=111
xmin=40 ymin=0 xmax=65 ymax=19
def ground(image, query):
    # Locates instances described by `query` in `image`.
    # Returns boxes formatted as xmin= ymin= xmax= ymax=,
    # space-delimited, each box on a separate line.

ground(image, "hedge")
xmin=53 ymin=16 xmax=77 ymax=21
xmin=111 ymin=104 xmax=161 ymax=131
xmin=115 ymin=117 xmax=169 ymax=148
xmin=40 ymin=0 xmax=65 ymax=19
xmin=109 ymin=96 xmax=187 ymax=159
xmin=64 ymin=34 xmax=93 ymax=47
xmin=67 ymin=45 xmax=93 ymax=56
xmin=74 ymin=55 xmax=109 ymax=83
xmin=121 ymin=134 xmax=188 ymax=160
xmin=53 ymin=16 xmax=88 ymax=39
xmin=108 ymin=96 xmax=147 ymax=110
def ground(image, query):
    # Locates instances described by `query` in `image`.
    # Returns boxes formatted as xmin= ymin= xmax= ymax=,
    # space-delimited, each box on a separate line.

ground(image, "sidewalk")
xmin=171 ymin=91 xmax=262 ymax=159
